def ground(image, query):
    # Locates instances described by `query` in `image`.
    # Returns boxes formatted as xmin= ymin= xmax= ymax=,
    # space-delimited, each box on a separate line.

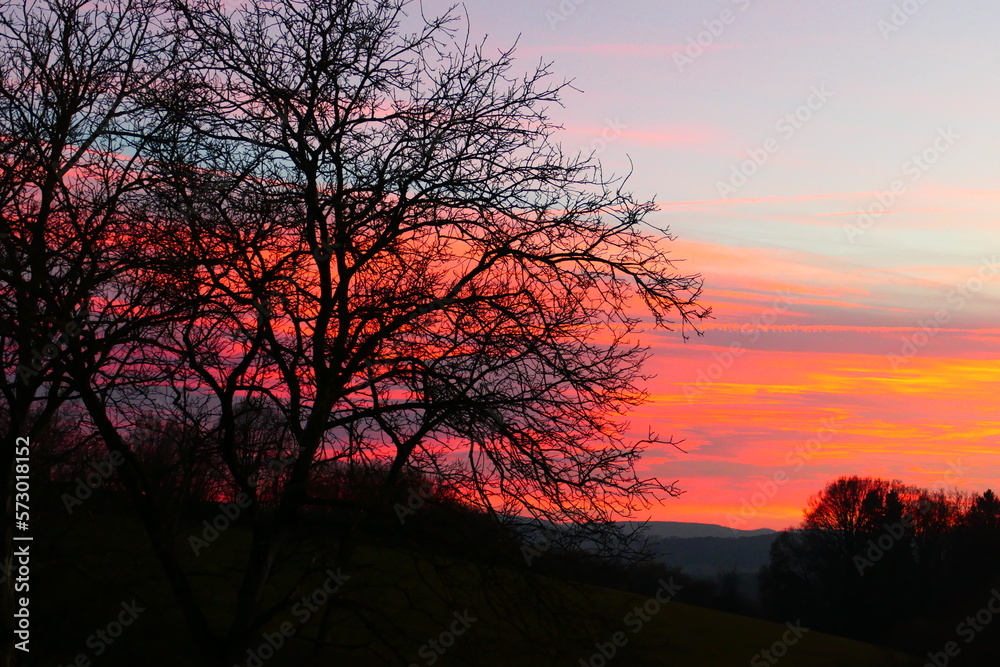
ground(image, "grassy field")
xmin=583 ymin=593 xmax=922 ymax=667
xmin=32 ymin=505 xmax=923 ymax=666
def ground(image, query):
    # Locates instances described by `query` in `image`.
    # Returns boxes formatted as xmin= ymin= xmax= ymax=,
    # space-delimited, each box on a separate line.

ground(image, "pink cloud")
xmin=560 ymin=123 xmax=723 ymax=146
xmin=526 ymin=43 xmax=737 ymax=58
xmin=656 ymin=191 xmax=877 ymax=209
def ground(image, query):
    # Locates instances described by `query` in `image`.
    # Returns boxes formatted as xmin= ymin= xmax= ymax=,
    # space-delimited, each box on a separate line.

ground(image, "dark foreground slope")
xmin=31 ymin=507 xmax=920 ymax=667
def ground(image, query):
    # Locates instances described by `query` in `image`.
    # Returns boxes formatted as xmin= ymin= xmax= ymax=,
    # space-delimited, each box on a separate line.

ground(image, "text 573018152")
xmin=13 ymin=436 xmax=32 ymax=652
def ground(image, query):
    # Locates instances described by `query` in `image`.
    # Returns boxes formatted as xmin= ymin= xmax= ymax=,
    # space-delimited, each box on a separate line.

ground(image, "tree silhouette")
xmin=761 ymin=476 xmax=1000 ymax=650
xmin=0 ymin=0 xmax=186 ymax=657
xmin=953 ymin=489 xmax=1000 ymax=583
xmin=763 ymin=477 xmax=918 ymax=639
xmin=1 ymin=0 xmax=707 ymax=661
xmin=966 ymin=489 xmax=1000 ymax=530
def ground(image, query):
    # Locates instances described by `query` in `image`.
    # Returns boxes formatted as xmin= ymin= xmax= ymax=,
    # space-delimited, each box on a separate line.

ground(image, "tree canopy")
xmin=0 ymin=0 xmax=707 ymax=661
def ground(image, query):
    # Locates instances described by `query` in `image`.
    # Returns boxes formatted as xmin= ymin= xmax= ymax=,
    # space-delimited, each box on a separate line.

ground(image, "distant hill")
xmin=620 ymin=520 xmax=777 ymax=539
xmin=636 ymin=526 xmax=781 ymax=605
xmin=652 ymin=533 xmax=777 ymax=578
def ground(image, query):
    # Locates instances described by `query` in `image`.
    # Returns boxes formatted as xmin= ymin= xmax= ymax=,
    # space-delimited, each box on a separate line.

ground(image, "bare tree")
xmin=150 ymin=0 xmax=706 ymax=658
xmin=0 ymin=0 xmax=192 ymax=659
xmin=3 ymin=0 xmax=707 ymax=662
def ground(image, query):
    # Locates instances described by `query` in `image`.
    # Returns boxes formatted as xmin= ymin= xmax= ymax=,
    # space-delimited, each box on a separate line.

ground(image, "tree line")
xmin=761 ymin=475 xmax=1000 ymax=652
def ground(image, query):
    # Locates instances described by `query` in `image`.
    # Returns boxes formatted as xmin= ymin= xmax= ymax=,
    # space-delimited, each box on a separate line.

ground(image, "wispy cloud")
xmin=526 ymin=43 xmax=738 ymax=58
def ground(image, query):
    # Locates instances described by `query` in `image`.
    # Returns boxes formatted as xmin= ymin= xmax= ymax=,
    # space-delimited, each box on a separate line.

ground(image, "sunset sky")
xmin=441 ymin=0 xmax=1000 ymax=529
